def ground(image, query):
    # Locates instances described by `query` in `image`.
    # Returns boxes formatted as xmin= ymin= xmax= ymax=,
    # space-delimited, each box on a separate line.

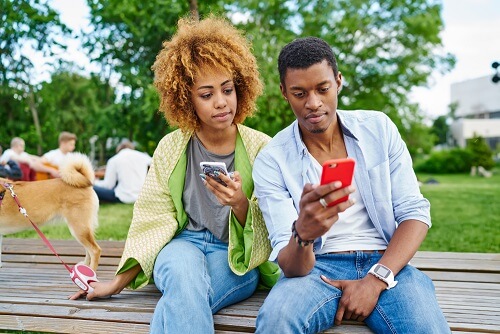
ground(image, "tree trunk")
xmin=189 ymin=0 xmax=199 ymax=21
xmin=28 ymin=87 xmax=43 ymax=155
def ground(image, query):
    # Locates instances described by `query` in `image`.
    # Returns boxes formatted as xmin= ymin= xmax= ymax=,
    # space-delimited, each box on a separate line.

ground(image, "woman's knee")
xmin=153 ymin=240 xmax=207 ymax=292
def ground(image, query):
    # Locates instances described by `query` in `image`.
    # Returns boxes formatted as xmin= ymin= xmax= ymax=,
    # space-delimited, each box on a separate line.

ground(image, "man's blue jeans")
xmin=256 ymin=252 xmax=450 ymax=334
xmin=92 ymin=185 xmax=122 ymax=203
xmin=150 ymin=229 xmax=259 ymax=333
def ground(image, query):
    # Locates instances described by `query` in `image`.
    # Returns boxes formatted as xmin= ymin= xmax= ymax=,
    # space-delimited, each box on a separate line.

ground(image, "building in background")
xmin=449 ymin=75 xmax=500 ymax=150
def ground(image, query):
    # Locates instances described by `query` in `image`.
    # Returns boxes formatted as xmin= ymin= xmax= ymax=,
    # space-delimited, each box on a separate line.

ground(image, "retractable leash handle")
xmin=70 ymin=263 xmax=99 ymax=293
xmin=1 ymin=182 xmax=100 ymax=293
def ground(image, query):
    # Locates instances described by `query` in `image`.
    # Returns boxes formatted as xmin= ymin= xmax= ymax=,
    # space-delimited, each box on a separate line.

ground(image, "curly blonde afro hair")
xmin=152 ymin=15 xmax=263 ymax=132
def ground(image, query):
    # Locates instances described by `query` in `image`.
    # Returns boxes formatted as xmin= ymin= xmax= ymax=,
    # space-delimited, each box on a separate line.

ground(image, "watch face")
xmin=375 ymin=264 xmax=391 ymax=278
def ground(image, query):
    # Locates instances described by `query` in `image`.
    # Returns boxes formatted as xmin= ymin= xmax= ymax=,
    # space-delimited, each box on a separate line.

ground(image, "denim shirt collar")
xmin=291 ymin=110 xmax=358 ymax=157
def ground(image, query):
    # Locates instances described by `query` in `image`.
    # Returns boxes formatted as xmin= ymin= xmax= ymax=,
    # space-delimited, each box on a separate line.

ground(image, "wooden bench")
xmin=0 ymin=238 xmax=498 ymax=333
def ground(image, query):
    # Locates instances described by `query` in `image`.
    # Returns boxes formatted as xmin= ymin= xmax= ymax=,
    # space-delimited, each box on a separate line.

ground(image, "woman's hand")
xmin=69 ymin=265 xmax=141 ymax=301
xmin=203 ymin=170 xmax=249 ymax=225
xmin=68 ymin=280 xmax=121 ymax=300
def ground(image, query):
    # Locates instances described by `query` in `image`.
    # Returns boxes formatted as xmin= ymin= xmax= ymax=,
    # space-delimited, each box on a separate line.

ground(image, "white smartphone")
xmin=200 ymin=161 xmax=229 ymax=186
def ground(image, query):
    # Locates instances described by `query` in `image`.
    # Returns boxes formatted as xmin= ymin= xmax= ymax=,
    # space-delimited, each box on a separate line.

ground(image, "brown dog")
xmin=0 ymin=153 xmax=101 ymax=270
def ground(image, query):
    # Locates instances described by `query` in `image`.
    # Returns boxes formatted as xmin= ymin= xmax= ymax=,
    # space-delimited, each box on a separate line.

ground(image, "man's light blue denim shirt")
xmin=253 ymin=110 xmax=431 ymax=261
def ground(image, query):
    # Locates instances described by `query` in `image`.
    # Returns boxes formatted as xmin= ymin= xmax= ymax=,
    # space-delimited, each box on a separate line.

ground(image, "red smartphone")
xmin=320 ymin=158 xmax=355 ymax=207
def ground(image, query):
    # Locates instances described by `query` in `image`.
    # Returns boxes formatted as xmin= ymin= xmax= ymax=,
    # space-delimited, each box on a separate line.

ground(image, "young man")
xmin=43 ymin=131 xmax=77 ymax=167
xmin=253 ymin=37 xmax=450 ymax=333
xmin=93 ymin=139 xmax=152 ymax=204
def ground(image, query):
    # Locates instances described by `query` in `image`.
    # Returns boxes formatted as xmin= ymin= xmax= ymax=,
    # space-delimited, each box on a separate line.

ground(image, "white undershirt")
xmin=43 ymin=149 xmax=67 ymax=167
xmin=310 ymin=156 xmax=387 ymax=254
xmin=94 ymin=148 xmax=152 ymax=203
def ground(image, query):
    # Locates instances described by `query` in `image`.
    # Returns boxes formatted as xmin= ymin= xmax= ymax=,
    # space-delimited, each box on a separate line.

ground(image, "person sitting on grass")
xmin=93 ymin=139 xmax=152 ymax=204
xmin=0 ymin=145 xmax=22 ymax=180
xmin=0 ymin=137 xmax=59 ymax=181
xmin=70 ymin=15 xmax=280 ymax=333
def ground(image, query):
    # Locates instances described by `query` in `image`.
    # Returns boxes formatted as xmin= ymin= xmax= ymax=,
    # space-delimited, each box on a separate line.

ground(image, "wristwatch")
xmin=368 ymin=263 xmax=398 ymax=290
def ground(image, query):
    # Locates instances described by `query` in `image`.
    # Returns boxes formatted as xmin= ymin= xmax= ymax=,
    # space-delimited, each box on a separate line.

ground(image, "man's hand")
xmin=277 ymin=182 xmax=355 ymax=277
xmin=295 ymin=182 xmax=355 ymax=241
xmin=321 ymin=274 xmax=386 ymax=325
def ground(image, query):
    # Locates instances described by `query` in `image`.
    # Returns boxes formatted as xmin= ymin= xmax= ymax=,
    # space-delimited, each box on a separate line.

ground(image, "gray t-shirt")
xmin=183 ymin=137 xmax=235 ymax=242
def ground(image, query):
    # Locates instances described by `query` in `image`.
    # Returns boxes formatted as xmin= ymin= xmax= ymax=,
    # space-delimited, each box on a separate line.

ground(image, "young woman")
xmin=70 ymin=15 xmax=279 ymax=333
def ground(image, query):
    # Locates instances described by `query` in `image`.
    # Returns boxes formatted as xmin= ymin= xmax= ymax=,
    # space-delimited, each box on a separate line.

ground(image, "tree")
xmin=79 ymin=0 xmax=454 ymax=157
xmin=467 ymin=134 xmax=494 ymax=170
xmin=35 ymin=67 xmax=118 ymax=164
xmin=82 ymin=0 xmax=225 ymax=153
xmin=0 ymin=0 xmax=71 ymax=153
xmin=239 ymin=0 xmax=454 ymax=149
xmin=431 ymin=115 xmax=449 ymax=146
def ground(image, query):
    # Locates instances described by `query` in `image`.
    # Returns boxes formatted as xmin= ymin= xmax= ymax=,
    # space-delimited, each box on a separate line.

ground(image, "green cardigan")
xmin=117 ymin=124 xmax=280 ymax=289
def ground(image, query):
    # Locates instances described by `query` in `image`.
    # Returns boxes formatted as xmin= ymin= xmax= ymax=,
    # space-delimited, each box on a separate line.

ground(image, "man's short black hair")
xmin=278 ymin=36 xmax=338 ymax=85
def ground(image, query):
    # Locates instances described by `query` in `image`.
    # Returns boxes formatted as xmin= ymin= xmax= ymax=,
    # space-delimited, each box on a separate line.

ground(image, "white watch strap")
xmin=368 ymin=263 xmax=398 ymax=290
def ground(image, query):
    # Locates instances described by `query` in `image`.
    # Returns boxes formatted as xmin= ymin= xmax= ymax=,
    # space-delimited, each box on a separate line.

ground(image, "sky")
xmin=46 ymin=0 xmax=500 ymax=120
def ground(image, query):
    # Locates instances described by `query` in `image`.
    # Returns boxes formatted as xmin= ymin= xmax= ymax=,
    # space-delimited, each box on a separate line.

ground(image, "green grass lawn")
xmin=5 ymin=203 xmax=134 ymax=241
xmin=5 ymin=172 xmax=499 ymax=253
xmin=417 ymin=172 xmax=499 ymax=253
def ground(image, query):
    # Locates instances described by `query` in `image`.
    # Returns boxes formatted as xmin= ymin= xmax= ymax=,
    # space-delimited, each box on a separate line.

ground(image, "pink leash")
xmin=1 ymin=182 xmax=98 ymax=292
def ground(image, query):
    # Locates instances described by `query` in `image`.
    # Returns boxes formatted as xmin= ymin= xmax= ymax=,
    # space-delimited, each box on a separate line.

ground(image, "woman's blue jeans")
xmin=150 ymin=229 xmax=259 ymax=333
xmin=256 ymin=252 xmax=450 ymax=334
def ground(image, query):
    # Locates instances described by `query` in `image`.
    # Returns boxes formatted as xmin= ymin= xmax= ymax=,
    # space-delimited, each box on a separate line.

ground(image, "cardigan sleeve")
xmin=227 ymin=126 xmax=280 ymax=288
xmin=116 ymin=138 xmax=180 ymax=289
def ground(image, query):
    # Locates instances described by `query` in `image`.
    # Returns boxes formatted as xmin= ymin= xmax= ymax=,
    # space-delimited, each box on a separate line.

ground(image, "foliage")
xmin=466 ymin=134 xmax=494 ymax=170
xmin=1 ymin=0 xmax=455 ymax=158
xmin=0 ymin=0 xmax=71 ymax=152
xmin=34 ymin=68 xmax=118 ymax=163
xmin=431 ymin=115 xmax=449 ymax=145
xmin=414 ymin=148 xmax=473 ymax=174
xmin=74 ymin=0 xmax=454 ymax=157
xmin=81 ymin=0 xmax=224 ymax=154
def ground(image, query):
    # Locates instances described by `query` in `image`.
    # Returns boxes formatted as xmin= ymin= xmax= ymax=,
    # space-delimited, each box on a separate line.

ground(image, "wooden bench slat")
xmin=1 ymin=238 xmax=499 ymax=334
xmin=0 ymin=314 xmax=150 ymax=334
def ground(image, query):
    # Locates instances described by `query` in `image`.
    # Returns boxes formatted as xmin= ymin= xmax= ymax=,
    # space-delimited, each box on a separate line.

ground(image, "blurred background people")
xmin=42 ymin=131 xmax=77 ymax=167
xmin=0 ymin=137 xmax=59 ymax=181
xmin=93 ymin=139 xmax=151 ymax=203
xmin=0 ymin=145 xmax=22 ymax=180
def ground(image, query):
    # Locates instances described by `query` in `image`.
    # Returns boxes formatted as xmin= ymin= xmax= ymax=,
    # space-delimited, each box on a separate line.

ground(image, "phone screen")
xmin=320 ymin=158 xmax=355 ymax=206
xmin=200 ymin=162 xmax=228 ymax=186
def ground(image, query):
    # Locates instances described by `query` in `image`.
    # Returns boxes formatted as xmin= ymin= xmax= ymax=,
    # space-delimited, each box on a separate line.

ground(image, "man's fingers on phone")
xmin=317 ymin=181 xmax=343 ymax=196
xmin=338 ymin=200 xmax=356 ymax=215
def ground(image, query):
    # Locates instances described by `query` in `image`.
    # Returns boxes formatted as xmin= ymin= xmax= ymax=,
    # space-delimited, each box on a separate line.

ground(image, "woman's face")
xmin=191 ymin=67 xmax=237 ymax=132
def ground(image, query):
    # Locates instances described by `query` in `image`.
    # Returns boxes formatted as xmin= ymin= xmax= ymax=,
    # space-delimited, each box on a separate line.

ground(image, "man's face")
xmin=280 ymin=60 xmax=342 ymax=134
xmin=61 ymin=139 xmax=76 ymax=154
